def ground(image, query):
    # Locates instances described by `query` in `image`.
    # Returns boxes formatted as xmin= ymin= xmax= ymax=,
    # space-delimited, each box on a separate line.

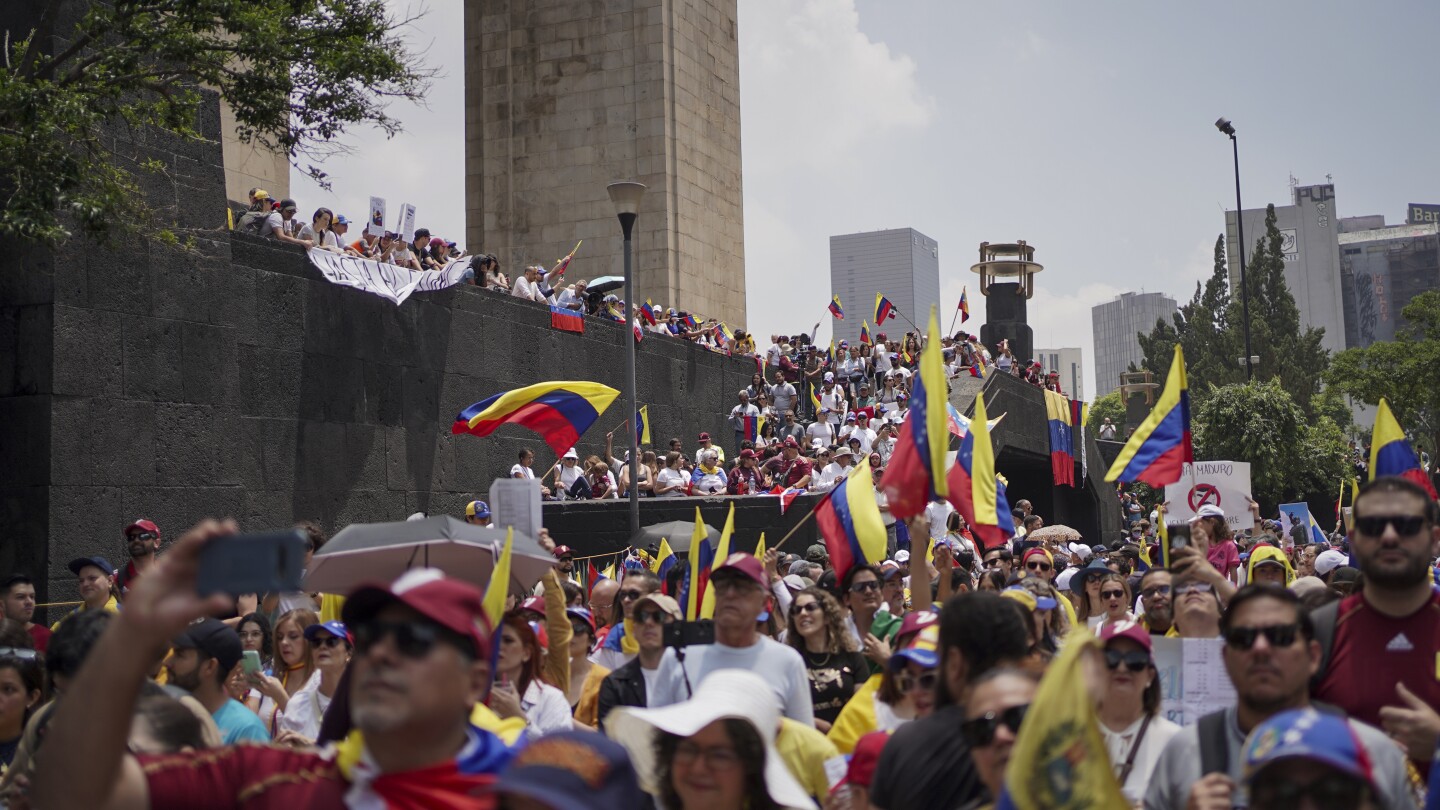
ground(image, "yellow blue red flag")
xmin=454 ymin=381 xmax=620 ymax=458
xmin=681 ymin=509 xmax=714 ymax=620
xmin=1104 ymin=345 xmax=1191 ymax=487
xmin=946 ymin=393 xmax=1015 ymax=550
xmin=699 ymin=503 xmax=736 ymax=619
xmin=1369 ymin=398 xmax=1437 ymax=496
xmin=882 ymin=306 xmax=949 ymax=518
xmin=1045 ymin=390 xmax=1076 ymax=487
xmin=815 ymin=463 xmax=888 ymax=582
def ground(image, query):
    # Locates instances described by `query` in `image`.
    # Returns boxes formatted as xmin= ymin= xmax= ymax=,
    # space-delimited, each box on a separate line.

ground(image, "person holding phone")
xmin=274 ymin=621 xmax=351 ymax=744
xmin=165 ymin=618 xmax=269 ymax=745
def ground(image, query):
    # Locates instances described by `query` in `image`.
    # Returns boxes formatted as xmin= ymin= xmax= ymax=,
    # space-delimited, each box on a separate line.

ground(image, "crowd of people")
xmin=0 ymin=475 xmax=1435 ymax=808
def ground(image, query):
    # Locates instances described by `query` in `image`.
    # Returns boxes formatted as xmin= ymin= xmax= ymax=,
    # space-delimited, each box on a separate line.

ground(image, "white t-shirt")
xmin=649 ymin=637 xmax=814 ymax=724
xmin=1101 ymin=714 xmax=1181 ymax=804
xmin=655 ymin=467 xmax=688 ymax=497
xmin=554 ymin=463 xmax=584 ymax=495
xmin=296 ymin=224 xmax=340 ymax=249
xmin=820 ymin=388 xmax=846 ymax=425
xmin=510 ymin=464 xmax=537 ymax=480
xmin=511 ymin=275 xmax=546 ymax=302
xmin=806 ymin=421 xmax=835 ymax=446
xmin=554 ymin=287 xmax=584 ymax=310
xmin=924 ymin=500 xmax=954 ymax=542
xmin=769 ymin=383 xmax=797 ymax=413
xmin=873 ymin=344 xmax=892 ymax=374
xmin=274 ymin=670 xmax=332 ymax=742
xmin=521 ymin=681 xmax=574 ymax=738
xmin=263 ymin=212 xmax=287 ymax=239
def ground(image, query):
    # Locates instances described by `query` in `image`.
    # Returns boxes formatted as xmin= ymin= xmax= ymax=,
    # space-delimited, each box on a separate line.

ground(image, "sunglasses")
xmin=1174 ymin=582 xmax=1213 ymax=595
xmin=1224 ymin=622 xmax=1299 ymax=651
xmin=790 ymin=602 xmax=822 ymax=616
xmin=634 ymin=609 xmax=671 ymax=625
xmin=895 ymin=671 xmax=938 ymax=693
xmin=1100 ymin=589 xmax=1126 ymax=600
xmin=1104 ymin=649 xmax=1150 ymax=672
xmin=960 ymin=704 xmax=1029 ymax=748
xmin=1250 ymin=773 xmax=1370 ymax=810
xmin=849 ymin=580 xmax=881 ymax=593
xmin=984 ymin=557 xmax=1005 ymax=567
xmin=313 ymin=635 xmax=348 ymax=649
xmin=1354 ymin=515 xmax=1427 ymax=537
xmin=128 ymin=532 xmax=158 ymax=541
xmin=1025 ymin=561 xmax=1052 ymax=572
xmin=353 ymin=620 xmax=465 ymax=659
xmin=1140 ymin=585 xmax=1171 ymax=599
xmin=620 ymin=589 xmax=646 ymax=602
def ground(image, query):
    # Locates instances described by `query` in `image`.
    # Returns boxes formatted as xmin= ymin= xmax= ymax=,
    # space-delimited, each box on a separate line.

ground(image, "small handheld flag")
xmin=874 ymin=293 xmax=896 ymax=324
xmin=636 ymin=405 xmax=651 ymax=446
xmin=829 ymin=295 xmax=845 ymax=319
xmin=958 ymin=286 xmax=970 ymax=324
xmin=641 ymin=298 xmax=657 ymax=326
xmin=1104 ymin=345 xmax=1192 ymax=487
xmin=859 ymin=321 xmax=872 ymax=347
xmin=553 ymin=240 xmax=582 ymax=276
xmin=481 ymin=527 xmax=514 ymax=632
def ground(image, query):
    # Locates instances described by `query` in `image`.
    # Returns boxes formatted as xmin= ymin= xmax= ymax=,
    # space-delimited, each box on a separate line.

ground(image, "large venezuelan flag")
xmin=1044 ymin=389 xmax=1075 ymax=487
xmin=1104 ymin=345 xmax=1191 ymax=487
xmin=815 ymin=463 xmax=888 ymax=582
xmin=453 ymin=381 xmax=620 ymax=458
xmin=946 ymin=393 xmax=1015 ymax=550
xmin=883 ymin=307 xmax=949 ymax=519
xmin=680 ymin=509 xmax=715 ymax=620
xmin=1369 ymin=398 xmax=1438 ymax=497
xmin=699 ymin=503 xmax=736 ymax=619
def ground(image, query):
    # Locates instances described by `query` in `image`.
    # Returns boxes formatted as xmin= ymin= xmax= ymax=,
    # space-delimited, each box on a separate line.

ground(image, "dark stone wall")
xmin=0 ymin=96 xmax=755 ymax=616
xmin=542 ymin=494 xmax=822 ymax=560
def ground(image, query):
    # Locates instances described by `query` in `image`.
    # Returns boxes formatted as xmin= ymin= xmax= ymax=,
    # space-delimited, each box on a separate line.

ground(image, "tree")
xmin=1192 ymin=379 xmax=1348 ymax=514
xmin=1326 ymin=290 xmax=1440 ymax=457
xmin=1086 ymin=390 xmax=1125 ymax=437
xmin=1 ymin=0 xmax=431 ymax=245
xmin=1138 ymin=235 xmax=1242 ymax=392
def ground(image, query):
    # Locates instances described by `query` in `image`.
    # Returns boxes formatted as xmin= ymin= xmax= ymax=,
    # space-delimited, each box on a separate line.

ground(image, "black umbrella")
xmin=304 ymin=516 xmax=554 ymax=594
xmin=586 ymin=276 xmax=625 ymax=295
xmin=630 ymin=520 xmax=720 ymax=554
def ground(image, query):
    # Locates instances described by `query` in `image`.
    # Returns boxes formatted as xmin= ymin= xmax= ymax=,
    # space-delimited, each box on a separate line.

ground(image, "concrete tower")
xmin=464 ymin=2 xmax=747 ymax=326
xmin=971 ymin=241 xmax=1043 ymax=364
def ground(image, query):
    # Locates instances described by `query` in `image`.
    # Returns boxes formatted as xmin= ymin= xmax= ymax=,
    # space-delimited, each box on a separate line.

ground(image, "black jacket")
xmin=596 ymin=657 xmax=648 ymax=728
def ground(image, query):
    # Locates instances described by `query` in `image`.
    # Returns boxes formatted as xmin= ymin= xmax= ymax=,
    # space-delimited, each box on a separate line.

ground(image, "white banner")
xmin=1162 ymin=461 xmax=1255 ymax=531
xmin=305 ymin=249 xmax=471 ymax=305
xmin=367 ymin=196 xmax=386 ymax=237
xmin=1153 ymin=637 xmax=1236 ymax=726
xmin=397 ymin=203 xmax=417 ymax=243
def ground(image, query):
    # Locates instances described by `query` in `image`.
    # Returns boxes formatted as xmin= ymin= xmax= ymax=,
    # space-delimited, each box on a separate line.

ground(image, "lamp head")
xmin=1215 ymin=117 xmax=1236 ymax=137
xmin=606 ymin=181 xmax=647 ymax=217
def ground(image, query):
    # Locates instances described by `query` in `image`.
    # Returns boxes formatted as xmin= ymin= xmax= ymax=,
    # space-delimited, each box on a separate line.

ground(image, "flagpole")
xmin=771 ymin=496 xmax=826 ymax=551
xmin=947 ymin=306 xmax=961 ymax=337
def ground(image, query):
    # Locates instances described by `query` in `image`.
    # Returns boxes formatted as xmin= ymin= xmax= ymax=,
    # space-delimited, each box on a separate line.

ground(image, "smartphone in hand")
xmin=196 ymin=530 xmax=306 ymax=597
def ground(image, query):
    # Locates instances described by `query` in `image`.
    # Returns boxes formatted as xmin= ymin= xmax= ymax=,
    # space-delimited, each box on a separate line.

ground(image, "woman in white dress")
xmin=1096 ymin=622 xmax=1180 ymax=804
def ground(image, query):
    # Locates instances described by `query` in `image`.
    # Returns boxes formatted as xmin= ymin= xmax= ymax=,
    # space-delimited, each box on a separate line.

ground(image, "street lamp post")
xmin=1216 ymin=117 xmax=1254 ymax=381
xmin=607 ymin=181 xmax=646 ymax=535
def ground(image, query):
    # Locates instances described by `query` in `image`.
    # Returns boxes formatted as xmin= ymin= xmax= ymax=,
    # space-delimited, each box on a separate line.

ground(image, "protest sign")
xmin=1153 ymin=637 xmax=1235 ymax=726
xmin=398 ymin=203 xmax=417 ymax=243
xmin=367 ymin=196 xmax=386 ymax=237
xmin=1163 ymin=461 xmax=1254 ymax=531
xmin=1278 ymin=503 xmax=1325 ymax=547
xmin=490 ymin=478 xmax=542 ymax=545
xmin=305 ymin=248 xmax=471 ymax=305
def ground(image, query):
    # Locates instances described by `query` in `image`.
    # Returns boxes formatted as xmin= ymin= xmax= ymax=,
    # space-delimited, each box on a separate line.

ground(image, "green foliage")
xmin=1326 ymin=290 xmax=1440 ymax=455
xmin=1086 ymin=391 xmax=1124 ymax=437
xmin=1193 ymin=379 xmax=1348 ymax=511
xmin=1 ymin=0 xmax=431 ymax=246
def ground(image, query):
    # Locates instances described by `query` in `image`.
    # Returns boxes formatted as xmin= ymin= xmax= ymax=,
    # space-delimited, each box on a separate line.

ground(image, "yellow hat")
xmin=253 ymin=189 xmax=271 ymax=201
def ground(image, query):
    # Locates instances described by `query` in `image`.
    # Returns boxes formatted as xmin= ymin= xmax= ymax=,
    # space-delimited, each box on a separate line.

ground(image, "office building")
xmin=1223 ymin=183 xmax=1347 ymax=355
xmin=1338 ymin=215 xmax=1440 ymax=348
xmin=1090 ymin=292 xmax=1177 ymax=399
xmin=829 ymin=228 xmax=941 ymax=347
xmin=1034 ymin=347 xmax=1084 ymax=400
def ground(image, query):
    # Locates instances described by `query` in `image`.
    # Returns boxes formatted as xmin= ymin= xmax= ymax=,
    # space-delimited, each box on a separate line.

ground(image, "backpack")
xmin=236 ymin=210 xmax=270 ymax=236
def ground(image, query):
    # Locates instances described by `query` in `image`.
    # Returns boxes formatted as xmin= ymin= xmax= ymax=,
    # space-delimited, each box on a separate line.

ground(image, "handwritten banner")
xmin=305 ymin=248 xmax=470 ymax=305
xmin=1162 ymin=461 xmax=1255 ymax=531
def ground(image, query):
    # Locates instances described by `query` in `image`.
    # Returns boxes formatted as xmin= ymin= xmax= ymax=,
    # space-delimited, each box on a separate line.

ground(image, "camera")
xmin=663 ymin=620 xmax=715 ymax=648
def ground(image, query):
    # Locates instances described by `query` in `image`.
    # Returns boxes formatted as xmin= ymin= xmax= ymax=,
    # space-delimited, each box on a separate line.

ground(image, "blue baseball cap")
xmin=466 ymin=500 xmax=491 ymax=519
xmin=494 ymin=730 xmax=644 ymax=810
xmin=334 ymin=214 xmax=350 ymax=225
xmin=1242 ymin=708 xmax=1375 ymax=789
xmin=68 ymin=556 xmax=113 ymax=576
xmin=304 ymin=620 xmax=351 ymax=644
xmin=1034 ymin=596 xmax=1058 ymax=610
xmin=888 ymin=613 xmax=940 ymax=671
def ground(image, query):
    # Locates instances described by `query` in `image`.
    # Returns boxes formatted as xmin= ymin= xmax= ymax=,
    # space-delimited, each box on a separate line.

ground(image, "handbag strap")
xmin=1116 ymin=713 xmax=1154 ymax=786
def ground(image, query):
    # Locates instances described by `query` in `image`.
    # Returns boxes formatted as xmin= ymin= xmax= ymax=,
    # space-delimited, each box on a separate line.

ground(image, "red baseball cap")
xmin=519 ymin=596 xmax=546 ymax=616
xmin=710 ymin=552 xmax=767 ymax=590
xmin=1098 ymin=620 xmax=1153 ymax=653
xmin=698 ymin=432 xmax=711 ymax=441
xmin=552 ymin=545 xmax=574 ymax=559
xmin=841 ymin=731 xmax=889 ymax=788
xmin=125 ymin=519 xmax=160 ymax=537
xmin=343 ymin=569 xmax=491 ymax=659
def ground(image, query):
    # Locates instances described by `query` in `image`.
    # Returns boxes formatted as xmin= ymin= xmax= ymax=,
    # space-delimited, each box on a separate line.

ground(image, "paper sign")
xmin=1278 ymin=503 xmax=1323 ymax=548
xmin=367 ymin=196 xmax=386 ymax=237
xmin=306 ymin=249 xmax=470 ymax=305
xmin=1163 ymin=462 xmax=1255 ymax=531
xmin=490 ymin=478 xmax=542 ymax=544
xmin=398 ymin=203 xmax=417 ymax=243
xmin=1153 ymin=637 xmax=1236 ymax=726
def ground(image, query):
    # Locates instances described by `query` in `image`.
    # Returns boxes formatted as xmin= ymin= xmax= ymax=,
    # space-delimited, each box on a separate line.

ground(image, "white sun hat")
xmin=604 ymin=670 xmax=816 ymax=809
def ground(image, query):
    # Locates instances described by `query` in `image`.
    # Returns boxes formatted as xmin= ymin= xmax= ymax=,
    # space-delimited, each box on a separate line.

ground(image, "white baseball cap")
xmin=1315 ymin=549 xmax=1348 ymax=576
xmin=894 ymin=550 xmax=911 ymax=564
xmin=1067 ymin=543 xmax=1093 ymax=561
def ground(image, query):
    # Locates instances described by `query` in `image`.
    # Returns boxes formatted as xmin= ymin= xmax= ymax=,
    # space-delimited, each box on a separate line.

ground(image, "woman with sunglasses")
xmin=1095 ymin=622 xmax=1179 ymax=803
xmin=784 ymin=588 xmax=866 ymax=732
xmin=1093 ymin=573 xmax=1135 ymax=631
xmin=1012 ymin=578 xmax=1071 ymax=655
xmin=274 ymin=621 xmax=352 ymax=744
xmin=826 ymin=612 xmax=937 ymax=754
xmin=961 ymin=667 xmax=1038 ymax=802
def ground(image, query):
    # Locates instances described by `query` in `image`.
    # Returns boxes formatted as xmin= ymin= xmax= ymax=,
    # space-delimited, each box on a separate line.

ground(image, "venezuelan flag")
xmin=699 ymin=504 xmax=736 ymax=619
xmin=815 ymin=463 xmax=888 ymax=582
xmin=958 ymin=286 xmax=970 ymax=323
xmin=680 ymin=509 xmax=715 ymax=620
xmin=1104 ymin=345 xmax=1191 ymax=487
xmin=883 ymin=307 xmax=949 ymax=519
xmin=652 ymin=539 xmax=677 ymax=593
xmin=859 ymin=321 xmax=872 ymax=347
xmin=946 ymin=393 xmax=1015 ymax=550
xmin=1369 ymin=398 xmax=1438 ymax=496
xmin=829 ymin=294 xmax=845 ymax=319
xmin=641 ymin=298 xmax=657 ymax=326
xmin=755 ymin=533 xmax=766 ymax=558
xmin=549 ymin=303 xmax=585 ymax=334
xmin=552 ymin=240 xmax=582 ymax=276
xmin=1044 ymin=390 xmax=1076 ymax=487
xmin=636 ymin=405 xmax=651 ymax=446
xmin=996 ymin=629 xmax=1129 ymax=810
xmin=810 ymin=382 xmax=823 ymax=415
xmin=481 ymin=527 xmax=514 ymax=633
xmin=742 ymin=414 xmax=764 ymax=443
xmin=453 ymin=381 xmax=620 ymax=458
xmin=874 ymin=293 xmax=896 ymax=324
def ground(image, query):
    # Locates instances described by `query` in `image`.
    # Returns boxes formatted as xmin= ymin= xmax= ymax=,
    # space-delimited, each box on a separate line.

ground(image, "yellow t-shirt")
xmin=50 ymin=594 xmax=119 ymax=631
xmin=776 ymin=718 xmax=847 ymax=803
xmin=573 ymin=664 xmax=611 ymax=728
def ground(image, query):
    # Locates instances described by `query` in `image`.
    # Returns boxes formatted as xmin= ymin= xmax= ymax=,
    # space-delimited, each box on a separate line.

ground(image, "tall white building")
xmin=1090 ymin=292 xmax=1177 ymax=399
xmin=1034 ymin=347 xmax=1085 ymax=400
xmin=829 ymin=229 xmax=941 ymax=347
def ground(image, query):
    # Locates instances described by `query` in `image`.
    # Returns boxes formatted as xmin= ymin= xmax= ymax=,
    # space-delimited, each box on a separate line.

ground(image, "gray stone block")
xmin=52 ymin=305 xmax=124 ymax=397
xmin=122 ymin=316 xmax=184 ymax=402
xmin=51 ymin=398 xmax=156 ymax=487
xmin=236 ymin=417 xmax=299 ymax=490
xmin=236 ymin=345 xmax=302 ymax=417
xmin=87 ymin=242 xmax=153 ymax=316
xmin=181 ymin=322 xmax=237 ymax=405
xmin=253 ymin=270 xmax=309 ymax=349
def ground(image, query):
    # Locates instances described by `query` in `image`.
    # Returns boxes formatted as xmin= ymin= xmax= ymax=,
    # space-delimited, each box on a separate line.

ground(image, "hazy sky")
xmin=292 ymin=0 xmax=1440 ymax=397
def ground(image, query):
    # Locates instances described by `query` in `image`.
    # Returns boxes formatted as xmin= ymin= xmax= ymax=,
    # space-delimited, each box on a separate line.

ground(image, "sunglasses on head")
xmin=1104 ymin=649 xmax=1150 ymax=672
xmin=1224 ymin=622 xmax=1299 ymax=651
xmin=895 ymin=671 xmax=938 ymax=693
xmin=352 ymin=620 xmax=469 ymax=660
xmin=1354 ymin=514 xmax=1426 ymax=537
xmin=960 ymin=704 xmax=1029 ymax=748
xmin=1025 ymin=561 xmax=1051 ymax=572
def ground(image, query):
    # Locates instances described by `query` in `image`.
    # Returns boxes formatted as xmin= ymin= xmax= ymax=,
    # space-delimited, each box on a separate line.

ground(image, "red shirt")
xmin=1313 ymin=590 xmax=1440 ymax=729
xmin=26 ymin=624 xmax=50 ymax=653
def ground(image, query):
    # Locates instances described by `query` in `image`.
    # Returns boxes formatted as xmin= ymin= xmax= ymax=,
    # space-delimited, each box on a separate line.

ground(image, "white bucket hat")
xmin=604 ymin=670 xmax=816 ymax=809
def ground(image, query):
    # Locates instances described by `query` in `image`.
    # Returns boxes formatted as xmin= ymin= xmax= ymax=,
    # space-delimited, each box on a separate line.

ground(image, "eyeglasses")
xmin=352 ymin=620 xmax=464 ymax=659
xmin=1224 ymin=622 xmax=1300 ymax=651
xmin=1025 ymin=561 xmax=1051 ymax=572
xmin=895 ymin=671 xmax=938 ymax=693
xmin=1140 ymin=585 xmax=1171 ymax=599
xmin=620 ymin=589 xmax=646 ymax=602
xmin=313 ymin=635 xmax=348 ymax=649
xmin=1104 ymin=649 xmax=1150 ymax=672
xmin=590 ymin=602 xmax=612 ymax=613
xmin=1174 ymin=582 xmax=1213 ymax=595
xmin=1354 ymin=515 xmax=1427 ymax=537
xmin=674 ymin=740 xmax=741 ymax=771
xmin=1100 ymin=589 xmax=1126 ymax=600
xmin=790 ymin=602 xmax=821 ymax=616
xmin=710 ymin=577 xmax=760 ymax=595
xmin=849 ymin=580 xmax=881 ymax=593
xmin=1250 ymin=773 xmax=1370 ymax=810
xmin=635 ymin=609 xmax=672 ymax=625
xmin=960 ymin=704 xmax=1029 ymax=748
xmin=0 ymin=647 xmax=38 ymax=661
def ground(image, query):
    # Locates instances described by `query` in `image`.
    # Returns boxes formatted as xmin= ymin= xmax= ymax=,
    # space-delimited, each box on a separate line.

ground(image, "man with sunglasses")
xmin=34 ymin=520 xmax=518 ymax=809
xmin=591 ymin=570 xmax=661 ymax=671
xmin=597 ymin=592 xmax=682 ymax=726
xmin=117 ymin=519 xmax=162 ymax=598
xmin=840 ymin=565 xmax=901 ymax=672
xmin=960 ymin=668 xmax=1039 ymax=806
xmin=1313 ymin=477 xmax=1440 ymax=755
xmin=982 ymin=547 xmax=1013 ymax=579
xmin=1144 ymin=584 xmax=1411 ymax=810
xmin=650 ymin=553 xmax=813 ymax=723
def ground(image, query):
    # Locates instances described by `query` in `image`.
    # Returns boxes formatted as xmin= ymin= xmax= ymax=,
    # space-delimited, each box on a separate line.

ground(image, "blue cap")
xmin=1242 ymin=708 xmax=1375 ymax=788
xmin=1035 ymin=596 xmax=1058 ymax=610
xmin=466 ymin=500 xmax=490 ymax=519
xmin=494 ymin=730 xmax=644 ymax=810
xmin=334 ymin=214 xmax=350 ymax=225
xmin=304 ymin=620 xmax=350 ymax=644
xmin=68 ymin=556 xmax=113 ymax=576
